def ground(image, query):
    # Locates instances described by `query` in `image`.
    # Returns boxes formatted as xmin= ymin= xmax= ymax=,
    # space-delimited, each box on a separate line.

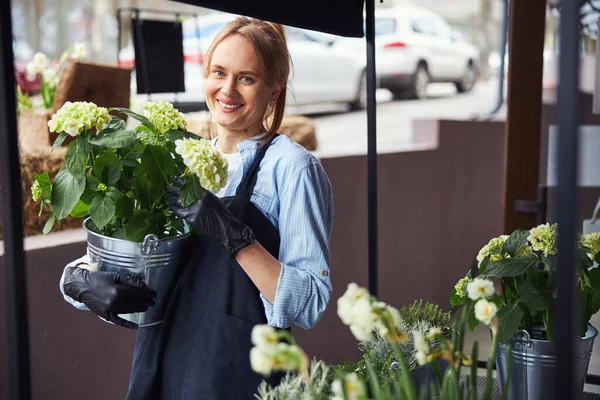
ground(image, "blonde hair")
xmin=203 ymin=17 xmax=290 ymax=143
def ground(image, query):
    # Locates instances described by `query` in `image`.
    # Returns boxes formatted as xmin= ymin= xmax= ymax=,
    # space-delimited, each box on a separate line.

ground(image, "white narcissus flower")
xmin=337 ymin=282 xmax=371 ymax=325
xmin=474 ymin=298 xmax=498 ymax=325
xmin=71 ymin=41 xmax=87 ymax=60
xmin=26 ymin=52 xmax=48 ymax=79
xmin=42 ymin=68 xmax=59 ymax=88
xmin=251 ymin=325 xmax=277 ymax=347
xmin=250 ymin=346 xmax=274 ymax=376
xmin=413 ymin=330 xmax=429 ymax=354
xmin=331 ymin=373 xmax=367 ymax=400
xmin=466 ymin=278 xmax=495 ymax=300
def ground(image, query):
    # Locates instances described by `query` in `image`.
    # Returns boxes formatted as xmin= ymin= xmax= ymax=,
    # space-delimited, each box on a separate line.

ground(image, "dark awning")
xmin=174 ymin=0 xmax=366 ymax=38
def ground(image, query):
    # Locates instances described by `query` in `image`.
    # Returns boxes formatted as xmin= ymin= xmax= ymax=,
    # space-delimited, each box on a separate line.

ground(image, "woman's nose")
xmin=220 ymin=77 xmax=237 ymax=97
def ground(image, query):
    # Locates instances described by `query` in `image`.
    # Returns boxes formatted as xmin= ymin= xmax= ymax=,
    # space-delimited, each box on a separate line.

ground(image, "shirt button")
xmin=321 ymin=270 xmax=329 ymax=276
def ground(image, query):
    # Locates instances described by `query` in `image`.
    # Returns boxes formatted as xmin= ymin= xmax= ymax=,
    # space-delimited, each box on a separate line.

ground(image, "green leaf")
xmin=34 ymin=171 xmax=52 ymax=200
xmin=105 ymin=116 xmax=127 ymax=131
xmin=49 ymin=168 xmax=86 ymax=219
xmin=479 ymin=256 xmax=490 ymax=274
xmin=65 ymin=140 xmax=87 ymax=176
xmin=89 ymin=194 xmax=116 ymax=229
xmin=43 ymin=214 xmax=55 ymax=234
xmin=503 ymin=229 xmax=530 ymax=257
xmin=134 ymin=168 xmax=164 ymax=208
xmin=76 ymin=133 xmax=92 ymax=155
xmin=496 ymin=300 xmax=525 ymax=344
xmin=179 ymin=175 xmax=204 ymax=207
xmin=468 ymin=305 xmax=479 ymax=331
xmin=481 ymin=253 xmax=539 ymax=278
xmin=141 ymin=146 xmax=175 ymax=183
xmin=109 ymin=107 xmax=157 ymax=134
xmin=115 ymin=195 xmax=134 ymax=218
xmin=93 ymin=150 xmax=121 ymax=186
xmin=542 ymin=254 xmax=556 ymax=268
xmin=519 ymin=270 xmax=553 ymax=312
xmin=51 ymin=132 xmax=69 ymax=152
xmin=69 ymin=199 xmax=90 ymax=218
xmin=165 ymin=129 xmax=198 ymax=142
xmin=88 ymin=129 xmax=137 ymax=148
xmin=450 ymin=288 xmax=468 ymax=308
xmin=123 ymin=212 xmax=153 ymax=242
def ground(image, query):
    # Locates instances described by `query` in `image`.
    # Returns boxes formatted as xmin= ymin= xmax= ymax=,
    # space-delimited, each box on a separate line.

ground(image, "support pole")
xmin=365 ymin=0 xmax=378 ymax=297
xmin=0 ymin=1 xmax=32 ymax=399
xmin=553 ymin=0 xmax=581 ymax=398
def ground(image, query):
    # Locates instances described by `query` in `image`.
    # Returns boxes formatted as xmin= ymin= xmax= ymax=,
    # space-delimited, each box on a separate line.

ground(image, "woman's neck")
xmin=216 ymin=125 xmax=262 ymax=154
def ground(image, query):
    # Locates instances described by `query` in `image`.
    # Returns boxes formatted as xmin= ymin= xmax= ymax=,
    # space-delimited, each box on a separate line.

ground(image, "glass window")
xmin=363 ymin=18 xmax=397 ymax=36
xmin=411 ymin=18 xmax=434 ymax=35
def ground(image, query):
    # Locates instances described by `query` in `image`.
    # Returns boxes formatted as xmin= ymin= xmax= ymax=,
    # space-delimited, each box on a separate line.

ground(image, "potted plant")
xmin=450 ymin=223 xmax=600 ymax=400
xmin=249 ymin=283 xmax=508 ymax=400
xmin=30 ymin=100 xmax=228 ymax=326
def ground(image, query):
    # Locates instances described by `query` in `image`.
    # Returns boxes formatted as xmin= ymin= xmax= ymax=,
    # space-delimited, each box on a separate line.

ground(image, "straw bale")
xmin=0 ymin=147 xmax=84 ymax=240
xmin=185 ymin=114 xmax=317 ymax=151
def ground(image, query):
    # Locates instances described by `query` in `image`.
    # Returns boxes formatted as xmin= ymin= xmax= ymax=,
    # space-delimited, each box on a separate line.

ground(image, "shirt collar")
xmin=211 ymin=132 xmax=268 ymax=152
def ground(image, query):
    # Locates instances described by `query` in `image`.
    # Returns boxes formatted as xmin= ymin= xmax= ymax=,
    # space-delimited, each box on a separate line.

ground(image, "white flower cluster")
xmin=331 ymin=373 xmax=368 ymax=400
xmin=59 ymin=41 xmax=87 ymax=64
xmin=174 ymin=138 xmax=228 ymax=193
xmin=142 ymin=101 xmax=187 ymax=134
xmin=249 ymin=325 xmax=307 ymax=377
xmin=48 ymin=101 xmax=111 ymax=137
xmin=337 ymin=283 xmax=406 ymax=343
xmin=466 ymin=278 xmax=498 ymax=325
xmin=26 ymin=52 xmax=48 ymax=80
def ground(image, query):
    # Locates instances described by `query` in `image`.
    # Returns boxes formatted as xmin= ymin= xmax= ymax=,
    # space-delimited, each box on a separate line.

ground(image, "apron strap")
xmin=235 ymin=134 xmax=278 ymax=198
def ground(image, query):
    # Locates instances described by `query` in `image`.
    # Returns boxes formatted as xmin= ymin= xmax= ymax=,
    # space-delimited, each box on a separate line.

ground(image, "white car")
xmin=332 ymin=5 xmax=480 ymax=100
xmin=119 ymin=12 xmax=366 ymax=112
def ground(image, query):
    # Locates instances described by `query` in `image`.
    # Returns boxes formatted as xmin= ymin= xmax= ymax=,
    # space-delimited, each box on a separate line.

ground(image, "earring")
xmin=269 ymin=100 xmax=275 ymax=107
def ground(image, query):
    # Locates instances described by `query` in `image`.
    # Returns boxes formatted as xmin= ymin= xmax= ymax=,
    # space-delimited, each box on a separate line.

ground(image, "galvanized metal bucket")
xmin=83 ymin=218 xmax=190 ymax=327
xmin=496 ymin=325 xmax=598 ymax=400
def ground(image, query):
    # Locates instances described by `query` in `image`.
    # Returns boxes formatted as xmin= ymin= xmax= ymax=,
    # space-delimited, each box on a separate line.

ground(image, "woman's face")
xmin=204 ymin=34 xmax=279 ymax=136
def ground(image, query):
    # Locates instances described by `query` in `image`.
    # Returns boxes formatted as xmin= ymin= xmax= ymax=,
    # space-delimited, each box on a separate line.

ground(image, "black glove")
xmin=166 ymin=177 xmax=256 ymax=259
xmin=63 ymin=266 xmax=157 ymax=330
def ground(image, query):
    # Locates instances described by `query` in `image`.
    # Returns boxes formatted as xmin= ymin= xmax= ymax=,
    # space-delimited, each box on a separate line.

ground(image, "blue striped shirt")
xmin=60 ymin=133 xmax=334 ymax=330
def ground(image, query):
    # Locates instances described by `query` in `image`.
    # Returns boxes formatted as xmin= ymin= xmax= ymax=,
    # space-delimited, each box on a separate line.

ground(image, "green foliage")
xmin=33 ymin=110 xmax=203 ymax=241
xmin=255 ymin=360 xmax=334 ymax=400
xmin=399 ymin=300 xmax=452 ymax=331
xmin=452 ymin=226 xmax=600 ymax=344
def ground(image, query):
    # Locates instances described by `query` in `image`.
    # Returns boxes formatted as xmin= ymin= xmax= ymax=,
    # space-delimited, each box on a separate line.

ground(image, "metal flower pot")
xmin=496 ymin=325 xmax=598 ymax=400
xmin=83 ymin=218 xmax=190 ymax=327
xmin=410 ymin=360 xmax=449 ymax=396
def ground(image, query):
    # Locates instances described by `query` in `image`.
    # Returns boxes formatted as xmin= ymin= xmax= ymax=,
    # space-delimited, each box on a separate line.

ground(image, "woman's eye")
xmin=240 ymin=76 xmax=254 ymax=83
xmin=212 ymin=70 xmax=225 ymax=77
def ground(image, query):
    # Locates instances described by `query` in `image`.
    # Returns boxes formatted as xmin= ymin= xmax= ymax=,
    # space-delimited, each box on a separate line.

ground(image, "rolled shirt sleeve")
xmin=260 ymin=159 xmax=334 ymax=330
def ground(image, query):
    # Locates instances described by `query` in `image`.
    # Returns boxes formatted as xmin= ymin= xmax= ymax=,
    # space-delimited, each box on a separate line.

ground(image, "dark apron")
xmin=127 ymin=136 xmax=287 ymax=400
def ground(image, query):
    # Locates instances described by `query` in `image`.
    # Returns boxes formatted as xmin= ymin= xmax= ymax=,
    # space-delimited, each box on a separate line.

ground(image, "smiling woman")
xmin=58 ymin=16 xmax=334 ymax=400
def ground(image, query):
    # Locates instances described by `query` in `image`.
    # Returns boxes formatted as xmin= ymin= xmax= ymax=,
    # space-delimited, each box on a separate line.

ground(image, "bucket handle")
xmin=141 ymin=234 xmax=160 ymax=255
xmin=514 ymin=330 xmax=533 ymax=349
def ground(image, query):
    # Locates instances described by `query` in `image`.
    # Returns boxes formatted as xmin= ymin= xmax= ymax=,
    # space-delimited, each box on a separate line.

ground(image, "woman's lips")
xmin=217 ymin=99 xmax=243 ymax=112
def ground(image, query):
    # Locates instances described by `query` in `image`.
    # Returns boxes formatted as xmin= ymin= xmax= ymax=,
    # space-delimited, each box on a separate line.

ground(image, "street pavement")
xmin=304 ymin=78 xmax=505 ymax=159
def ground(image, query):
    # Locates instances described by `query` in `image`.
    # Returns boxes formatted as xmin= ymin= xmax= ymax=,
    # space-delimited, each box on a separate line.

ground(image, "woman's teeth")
xmin=218 ymin=100 xmax=242 ymax=109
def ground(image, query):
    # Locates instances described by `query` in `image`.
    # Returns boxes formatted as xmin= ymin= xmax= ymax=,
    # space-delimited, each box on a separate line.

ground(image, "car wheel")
xmin=350 ymin=71 xmax=367 ymax=111
xmin=410 ymin=64 xmax=429 ymax=100
xmin=455 ymin=63 xmax=476 ymax=93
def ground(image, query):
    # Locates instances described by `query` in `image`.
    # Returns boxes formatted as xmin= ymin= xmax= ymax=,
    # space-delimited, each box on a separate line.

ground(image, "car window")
xmin=411 ymin=18 xmax=435 ymax=35
xmin=363 ymin=18 xmax=397 ymax=36
xmin=431 ymin=17 xmax=452 ymax=38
